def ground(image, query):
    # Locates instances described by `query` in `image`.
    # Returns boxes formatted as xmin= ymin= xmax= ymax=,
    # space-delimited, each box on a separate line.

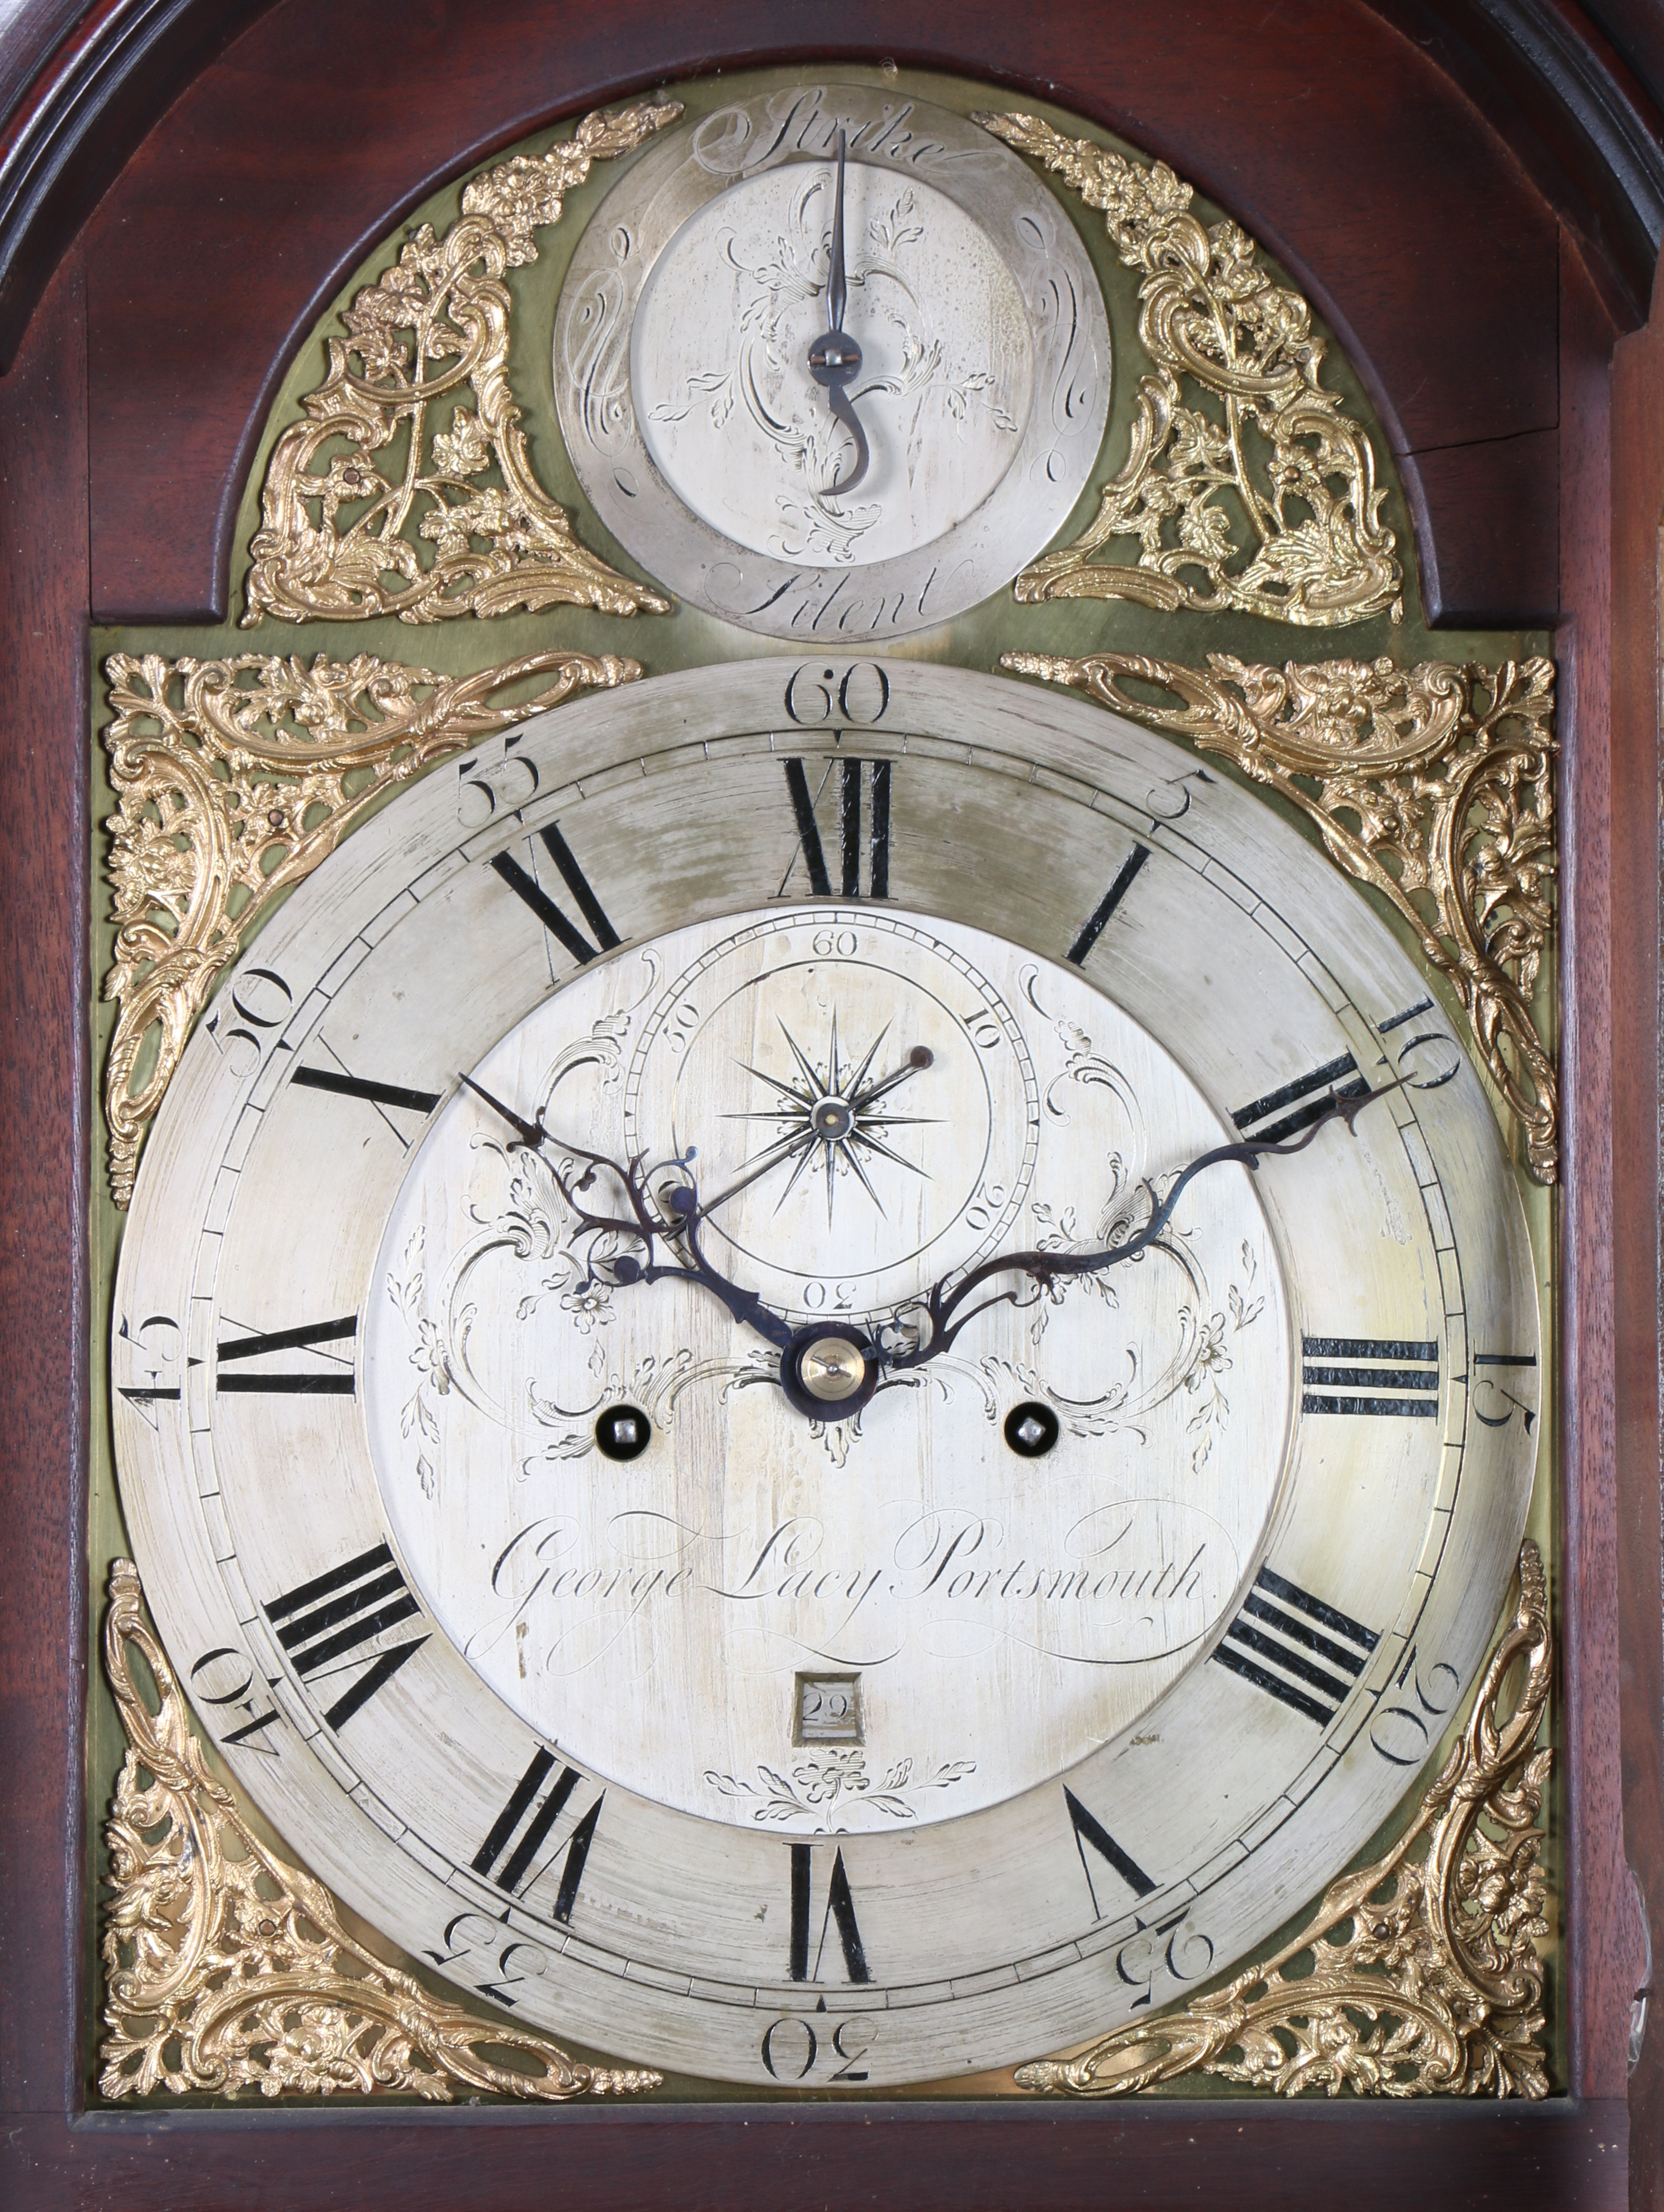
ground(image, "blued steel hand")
xmin=459 ymin=1072 xmax=795 ymax=1351
xmin=879 ymin=1075 xmax=1414 ymax=1373
xmin=805 ymin=131 xmax=869 ymax=494
xmin=458 ymin=1071 xmax=548 ymax=1149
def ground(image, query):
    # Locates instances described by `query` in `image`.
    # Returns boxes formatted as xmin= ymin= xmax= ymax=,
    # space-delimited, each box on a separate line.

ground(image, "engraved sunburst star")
xmin=726 ymin=1015 xmax=937 ymax=1228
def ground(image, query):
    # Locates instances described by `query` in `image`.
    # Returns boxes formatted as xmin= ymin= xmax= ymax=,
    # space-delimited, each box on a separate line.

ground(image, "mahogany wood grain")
xmin=79 ymin=0 xmax=1562 ymax=625
xmin=1406 ymin=427 xmax=1561 ymax=626
xmin=0 ymin=241 xmax=87 ymax=2114
xmin=1608 ymin=241 xmax=1664 ymax=2210
xmin=0 ymin=2097 xmax=1638 ymax=2211
xmin=1556 ymin=234 xmax=1640 ymax=2118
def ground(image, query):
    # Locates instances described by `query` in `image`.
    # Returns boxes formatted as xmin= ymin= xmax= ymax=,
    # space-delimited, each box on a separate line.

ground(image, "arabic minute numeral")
xmin=203 ymin=965 xmax=294 ymax=1079
xmin=456 ymin=735 xmax=539 ymax=827
xmin=1115 ymin=1913 xmax=1216 ymax=2011
xmin=188 ymin=1645 xmax=284 ymax=1757
xmin=1472 ymin=1351 xmax=1538 ymax=1432
xmin=1210 ymin=1565 xmax=1380 ymax=1725
xmin=1370 ymin=1642 xmax=1462 ymax=1767
xmin=116 ymin=1311 xmax=188 ymax=1425
xmin=759 ymin=2016 xmax=880 ymax=2084
xmin=1379 ymin=998 xmax=1463 ymax=1090
xmin=423 ymin=1910 xmax=550 ymax=2011
xmin=783 ymin=661 xmax=891 ymax=728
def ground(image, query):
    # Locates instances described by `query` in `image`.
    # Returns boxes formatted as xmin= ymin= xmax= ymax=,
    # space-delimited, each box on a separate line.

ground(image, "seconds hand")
xmin=805 ymin=130 xmax=869 ymax=494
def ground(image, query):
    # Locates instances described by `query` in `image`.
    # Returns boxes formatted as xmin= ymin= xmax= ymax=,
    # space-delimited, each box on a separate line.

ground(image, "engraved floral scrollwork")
xmin=100 ymin=1559 xmax=660 ymax=2103
xmin=102 ymin=647 xmax=641 ymax=1206
xmin=704 ymin=1750 xmax=978 ymax=1831
xmin=973 ymin=112 xmax=1402 ymax=626
xmin=1003 ymin=650 xmax=1558 ymax=1181
xmin=241 ymin=102 xmax=679 ymax=626
xmin=1015 ymin=1540 xmax=1550 ymax=2099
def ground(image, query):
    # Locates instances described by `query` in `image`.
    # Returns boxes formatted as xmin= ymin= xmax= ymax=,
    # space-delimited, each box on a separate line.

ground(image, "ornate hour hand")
xmin=879 ymin=1076 xmax=1414 ymax=1375
xmin=805 ymin=131 xmax=869 ymax=494
xmin=459 ymin=1071 xmax=797 ymax=1351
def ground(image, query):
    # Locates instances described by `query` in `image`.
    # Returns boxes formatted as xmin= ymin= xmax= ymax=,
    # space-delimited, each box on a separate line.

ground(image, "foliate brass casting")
xmin=100 ymin=1560 xmax=661 ymax=2102
xmin=974 ymin=113 xmax=1403 ymax=628
xmin=1017 ymin=1541 xmax=1550 ymax=2099
xmin=102 ymin=648 xmax=640 ymax=1205
xmin=241 ymin=102 xmax=678 ymax=627
xmin=1003 ymin=650 xmax=1557 ymax=1182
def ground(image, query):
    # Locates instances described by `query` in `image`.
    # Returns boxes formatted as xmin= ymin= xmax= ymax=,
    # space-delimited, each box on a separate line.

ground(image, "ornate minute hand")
xmin=458 ymin=1073 xmax=795 ymax=1351
xmin=881 ymin=1076 xmax=1413 ymax=1374
xmin=805 ymin=131 xmax=869 ymax=494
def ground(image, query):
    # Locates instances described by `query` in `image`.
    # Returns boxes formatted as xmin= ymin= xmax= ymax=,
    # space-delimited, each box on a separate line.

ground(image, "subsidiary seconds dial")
xmin=554 ymin=86 xmax=1110 ymax=638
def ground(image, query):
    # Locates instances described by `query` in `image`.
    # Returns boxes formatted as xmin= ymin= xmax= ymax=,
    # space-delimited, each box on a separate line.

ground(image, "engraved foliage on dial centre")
xmin=363 ymin=908 xmax=1291 ymax=1832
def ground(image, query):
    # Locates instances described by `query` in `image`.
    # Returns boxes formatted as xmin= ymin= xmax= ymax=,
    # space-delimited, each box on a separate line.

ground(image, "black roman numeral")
xmin=1067 ymin=843 xmax=1150 ymax=965
xmin=1211 ymin=1566 xmax=1380 ymax=1725
xmin=1064 ymin=1786 xmax=1156 ymax=1917
xmin=789 ymin=1843 xmax=871 ymax=1982
xmin=292 ymin=1066 xmax=442 ymax=1115
xmin=216 ymin=1313 xmax=357 ymax=1394
xmin=491 ymin=823 xmax=620 ymax=965
xmin=1302 ymin=1336 xmax=1439 ymax=1416
xmin=262 ymin=1542 xmax=427 ymax=1730
xmin=472 ymin=1748 xmax=603 ymax=1918
xmin=781 ymin=759 xmax=891 ymax=899
xmin=291 ymin=1064 xmax=443 ymax=1154
xmin=119 ymin=1383 xmax=180 ymax=1412
xmin=1233 ymin=1052 xmax=1369 ymax=1146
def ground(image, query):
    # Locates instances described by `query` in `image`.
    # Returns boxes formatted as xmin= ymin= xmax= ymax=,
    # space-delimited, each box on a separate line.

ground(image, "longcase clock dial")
xmin=111 ymin=660 xmax=1537 ymax=2088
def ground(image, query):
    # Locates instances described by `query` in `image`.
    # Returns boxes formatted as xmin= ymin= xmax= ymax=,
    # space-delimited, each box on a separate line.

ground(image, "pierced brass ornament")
xmin=1003 ymin=650 xmax=1557 ymax=1181
xmin=102 ymin=647 xmax=640 ymax=1206
xmin=241 ymin=102 xmax=678 ymax=627
xmin=973 ymin=113 xmax=1403 ymax=628
xmin=1017 ymin=1540 xmax=1550 ymax=2099
xmin=99 ymin=1559 xmax=661 ymax=2103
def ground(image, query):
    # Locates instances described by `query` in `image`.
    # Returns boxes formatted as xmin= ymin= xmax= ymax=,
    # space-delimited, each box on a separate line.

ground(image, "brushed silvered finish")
xmin=1004 ymin=651 xmax=1557 ymax=1180
xmin=553 ymin=89 xmax=1109 ymax=639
